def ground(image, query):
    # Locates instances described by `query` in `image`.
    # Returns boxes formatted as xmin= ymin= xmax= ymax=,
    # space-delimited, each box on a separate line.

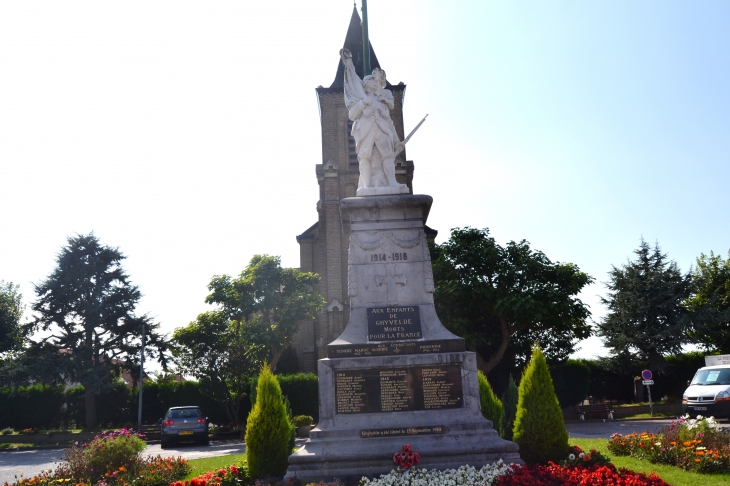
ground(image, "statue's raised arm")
xmin=339 ymin=48 xmax=408 ymax=197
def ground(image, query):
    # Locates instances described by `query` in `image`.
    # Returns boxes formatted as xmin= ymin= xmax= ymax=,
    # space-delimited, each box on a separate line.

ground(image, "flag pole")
xmin=361 ymin=0 xmax=371 ymax=76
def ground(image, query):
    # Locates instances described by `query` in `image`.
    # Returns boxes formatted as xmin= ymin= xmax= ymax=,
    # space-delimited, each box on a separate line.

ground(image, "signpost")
xmin=642 ymin=370 xmax=653 ymax=416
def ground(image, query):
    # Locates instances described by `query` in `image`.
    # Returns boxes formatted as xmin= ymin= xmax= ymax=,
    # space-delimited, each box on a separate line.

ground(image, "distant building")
xmin=292 ymin=7 xmax=435 ymax=372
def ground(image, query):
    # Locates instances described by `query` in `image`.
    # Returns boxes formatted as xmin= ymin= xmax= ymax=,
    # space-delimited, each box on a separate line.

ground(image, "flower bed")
xmin=1 ymin=429 xmax=190 ymax=486
xmin=495 ymin=462 xmax=669 ymax=485
xmin=359 ymin=461 xmax=513 ymax=486
xmin=608 ymin=415 xmax=730 ymax=473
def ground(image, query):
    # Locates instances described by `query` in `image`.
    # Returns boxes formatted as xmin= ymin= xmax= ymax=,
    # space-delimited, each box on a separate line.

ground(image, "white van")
xmin=683 ymin=355 xmax=730 ymax=418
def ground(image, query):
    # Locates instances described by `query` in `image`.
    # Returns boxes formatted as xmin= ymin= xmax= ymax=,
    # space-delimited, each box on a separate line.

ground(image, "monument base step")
xmin=286 ymin=424 xmax=522 ymax=483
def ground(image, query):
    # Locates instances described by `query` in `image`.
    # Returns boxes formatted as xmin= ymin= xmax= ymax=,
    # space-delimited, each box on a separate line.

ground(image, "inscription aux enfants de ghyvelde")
xmin=367 ymin=306 xmax=422 ymax=341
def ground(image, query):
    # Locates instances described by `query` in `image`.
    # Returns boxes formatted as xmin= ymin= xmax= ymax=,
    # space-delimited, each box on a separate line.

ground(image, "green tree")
xmin=597 ymin=240 xmax=692 ymax=370
xmin=172 ymin=311 xmax=261 ymax=425
xmin=431 ymin=227 xmax=593 ymax=374
xmin=513 ymin=345 xmax=569 ymax=464
xmin=25 ymin=234 xmax=167 ymax=428
xmin=478 ymin=371 xmax=504 ymax=436
xmin=0 ymin=281 xmax=24 ymax=353
xmin=499 ymin=375 xmax=518 ymax=441
xmin=686 ymin=250 xmax=730 ymax=352
xmin=206 ymin=255 xmax=325 ymax=371
xmin=245 ymin=363 xmax=293 ymax=479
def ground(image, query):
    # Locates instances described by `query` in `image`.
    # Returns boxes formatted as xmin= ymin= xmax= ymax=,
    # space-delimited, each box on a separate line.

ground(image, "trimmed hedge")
xmin=550 ymin=359 xmax=591 ymax=407
xmin=251 ymin=372 xmax=319 ymax=423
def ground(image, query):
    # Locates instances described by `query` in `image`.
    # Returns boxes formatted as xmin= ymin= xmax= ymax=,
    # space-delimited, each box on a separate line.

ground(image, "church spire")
xmin=328 ymin=5 xmax=382 ymax=89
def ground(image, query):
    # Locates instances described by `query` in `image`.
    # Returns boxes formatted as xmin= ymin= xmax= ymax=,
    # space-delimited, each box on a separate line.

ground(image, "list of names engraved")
xmin=335 ymin=365 xmax=462 ymax=414
xmin=335 ymin=372 xmax=367 ymax=413
xmin=422 ymin=367 xmax=460 ymax=409
xmin=379 ymin=370 xmax=410 ymax=411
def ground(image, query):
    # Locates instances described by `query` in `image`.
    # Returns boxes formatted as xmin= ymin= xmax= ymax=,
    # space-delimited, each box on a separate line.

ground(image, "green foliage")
xmin=598 ymin=240 xmax=693 ymax=370
xmin=513 ymin=345 xmax=569 ymax=464
xmin=550 ymin=360 xmax=591 ymax=407
xmin=277 ymin=372 xmax=319 ymax=422
xmin=0 ymin=280 xmax=24 ymax=353
xmin=14 ymin=234 xmax=167 ymax=428
xmin=206 ymin=254 xmax=325 ymax=371
xmin=84 ymin=429 xmax=146 ymax=482
xmin=478 ymin=371 xmax=504 ymax=436
xmin=431 ymin=227 xmax=593 ymax=374
xmin=499 ymin=374 xmax=518 ymax=441
xmin=244 ymin=364 xmax=293 ymax=479
xmin=54 ymin=442 xmax=189 ymax=486
xmin=686 ymin=250 xmax=730 ymax=353
xmin=172 ymin=312 xmax=257 ymax=425
xmin=292 ymin=415 xmax=313 ymax=427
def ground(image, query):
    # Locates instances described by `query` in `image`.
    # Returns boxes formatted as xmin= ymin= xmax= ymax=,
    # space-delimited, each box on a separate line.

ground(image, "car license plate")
xmin=693 ymin=407 xmax=708 ymax=411
xmin=179 ymin=430 xmax=194 ymax=435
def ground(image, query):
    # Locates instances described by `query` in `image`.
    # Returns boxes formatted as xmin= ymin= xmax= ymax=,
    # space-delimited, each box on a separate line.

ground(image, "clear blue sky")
xmin=1 ymin=1 xmax=728 ymax=366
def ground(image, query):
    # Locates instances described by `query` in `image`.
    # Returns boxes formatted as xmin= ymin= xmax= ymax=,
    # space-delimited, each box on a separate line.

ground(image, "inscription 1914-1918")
xmin=367 ymin=306 xmax=422 ymax=341
xmin=335 ymin=364 xmax=462 ymax=414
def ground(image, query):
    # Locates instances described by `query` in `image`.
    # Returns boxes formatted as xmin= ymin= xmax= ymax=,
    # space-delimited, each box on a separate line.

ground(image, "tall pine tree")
xmin=598 ymin=240 xmax=692 ymax=370
xmin=28 ymin=234 xmax=167 ymax=428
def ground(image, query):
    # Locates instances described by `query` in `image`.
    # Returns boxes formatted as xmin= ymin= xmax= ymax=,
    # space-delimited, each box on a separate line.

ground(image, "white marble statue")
xmin=340 ymin=48 xmax=409 ymax=196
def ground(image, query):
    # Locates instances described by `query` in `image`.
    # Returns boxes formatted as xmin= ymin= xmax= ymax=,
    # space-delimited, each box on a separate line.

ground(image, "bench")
xmin=576 ymin=404 xmax=614 ymax=421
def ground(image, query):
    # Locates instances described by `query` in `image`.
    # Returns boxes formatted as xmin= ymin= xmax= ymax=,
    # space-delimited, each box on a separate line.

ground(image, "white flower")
xmin=578 ymin=452 xmax=584 ymax=459
xmin=568 ymin=454 xmax=576 ymax=460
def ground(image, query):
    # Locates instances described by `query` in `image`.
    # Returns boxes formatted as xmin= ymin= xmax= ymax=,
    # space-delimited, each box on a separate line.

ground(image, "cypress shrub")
xmin=245 ymin=364 xmax=293 ymax=479
xmin=499 ymin=375 xmax=518 ymax=441
xmin=513 ymin=345 xmax=569 ymax=464
xmin=478 ymin=371 xmax=503 ymax=436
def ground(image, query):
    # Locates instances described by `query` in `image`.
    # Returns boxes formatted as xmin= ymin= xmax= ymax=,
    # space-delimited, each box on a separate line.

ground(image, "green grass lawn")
xmin=572 ymin=438 xmax=730 ymax=486
xmin=183 ymin=453 xmax=247 ymax=480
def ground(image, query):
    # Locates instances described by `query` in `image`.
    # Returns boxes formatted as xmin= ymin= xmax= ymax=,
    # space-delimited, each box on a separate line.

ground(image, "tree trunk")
xmin=269 ymin=348 xmax=284 ymax=372
xmin=85 ymin=392 xmax=98 ymax=429
xmin=476 ymin=318 xmax=528 ymax=376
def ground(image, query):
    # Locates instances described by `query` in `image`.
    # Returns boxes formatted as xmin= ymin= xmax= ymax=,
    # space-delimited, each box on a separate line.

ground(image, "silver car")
xmin=160 ymin=406 xmax=209 ymax=448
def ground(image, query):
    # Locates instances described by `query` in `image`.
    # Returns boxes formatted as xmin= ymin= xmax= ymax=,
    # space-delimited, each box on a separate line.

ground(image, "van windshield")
xmin=691 ymin=368 xmax=730 ymax=385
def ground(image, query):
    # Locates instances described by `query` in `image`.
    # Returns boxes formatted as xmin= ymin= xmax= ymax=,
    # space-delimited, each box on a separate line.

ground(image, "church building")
xmin=291 ymin=7 xmax=435 ymax=372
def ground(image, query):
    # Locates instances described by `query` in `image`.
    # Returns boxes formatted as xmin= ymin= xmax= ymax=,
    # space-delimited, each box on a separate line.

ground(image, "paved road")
xmin=566 ymin=418 xmax=730 ymax=439
xmin=0 ymin=440 xmax=247 ymax=485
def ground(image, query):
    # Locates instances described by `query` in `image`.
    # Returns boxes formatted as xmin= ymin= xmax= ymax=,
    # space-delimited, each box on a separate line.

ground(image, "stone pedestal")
xmin=286 ymin=195 xmax=521 ymax=482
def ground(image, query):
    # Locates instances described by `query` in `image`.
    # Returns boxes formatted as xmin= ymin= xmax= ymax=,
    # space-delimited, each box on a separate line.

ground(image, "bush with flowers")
xmin=1 ymin=429 xmax=190 ymax=486
xmin=608 ymin=414 xmax=730 ymax=473
xmin=562 ymin=444 xmax=612 ymax=468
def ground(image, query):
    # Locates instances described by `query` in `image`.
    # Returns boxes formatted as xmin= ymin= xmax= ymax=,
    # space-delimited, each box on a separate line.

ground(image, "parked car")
xmin=683 ymin=365 xmax=730 ymax=418
xmin=160 ymin=406 xmax=209 ymax=448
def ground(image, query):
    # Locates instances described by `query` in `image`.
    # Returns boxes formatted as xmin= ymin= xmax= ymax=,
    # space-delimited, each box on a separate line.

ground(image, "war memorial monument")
xmin=286 ymin=6 xmax=521 ymax=482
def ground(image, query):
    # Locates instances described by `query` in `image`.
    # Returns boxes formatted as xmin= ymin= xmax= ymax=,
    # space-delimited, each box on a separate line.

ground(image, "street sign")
xmin=642 ymin=380 xmax=654 ymax=385
xmin=642 ymin=369 xmax=653 ymax=380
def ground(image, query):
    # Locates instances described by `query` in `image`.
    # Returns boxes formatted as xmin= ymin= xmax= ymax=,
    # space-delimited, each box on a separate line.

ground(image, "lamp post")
xmin=137 ymin=320 xmax=146 ymax=429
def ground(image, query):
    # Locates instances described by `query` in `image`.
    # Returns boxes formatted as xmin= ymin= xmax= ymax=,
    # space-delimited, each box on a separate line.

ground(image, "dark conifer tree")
xmin=598 ymin=240 xmax=692 ymax=370
xmin=28 ymin=233 xmax=167 ymax=428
